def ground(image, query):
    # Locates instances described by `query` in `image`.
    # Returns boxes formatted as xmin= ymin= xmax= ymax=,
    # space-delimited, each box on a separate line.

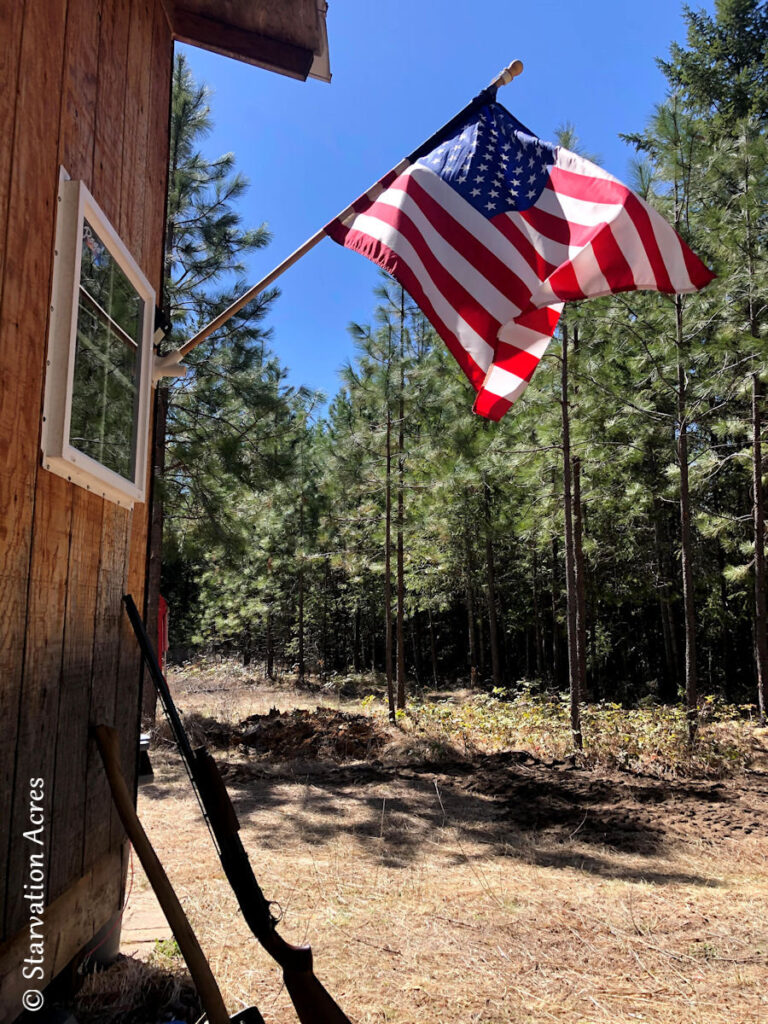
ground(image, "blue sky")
xmin=179 ymin=0 xmax=713 ymax=404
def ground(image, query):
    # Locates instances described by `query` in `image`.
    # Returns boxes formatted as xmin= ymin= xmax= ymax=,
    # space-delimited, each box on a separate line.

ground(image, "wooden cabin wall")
xmin=0 ymin=0 xmax=171 ymax=953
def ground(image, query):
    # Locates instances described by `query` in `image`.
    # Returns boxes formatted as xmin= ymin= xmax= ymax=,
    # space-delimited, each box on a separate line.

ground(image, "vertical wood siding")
xmin=0 ymin=0 xmax=29 ymax=941
xmin=0 ymin=0 xmax=71 ymax=939
xmin=0 ymin=0 xmax=171 ymax=944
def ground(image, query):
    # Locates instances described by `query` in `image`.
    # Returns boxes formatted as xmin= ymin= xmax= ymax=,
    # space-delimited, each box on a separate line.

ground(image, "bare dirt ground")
xmin=111 ymin=668 xmax=768 ymax=1024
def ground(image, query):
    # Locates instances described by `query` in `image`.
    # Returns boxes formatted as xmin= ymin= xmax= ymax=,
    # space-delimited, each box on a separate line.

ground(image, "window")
xmin=42 ymin=172 xmax=155 ymax=506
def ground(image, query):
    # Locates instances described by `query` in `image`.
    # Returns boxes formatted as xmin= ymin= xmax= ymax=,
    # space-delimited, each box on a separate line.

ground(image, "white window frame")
xmin=42 ymin=170 xmax=155 ymax=507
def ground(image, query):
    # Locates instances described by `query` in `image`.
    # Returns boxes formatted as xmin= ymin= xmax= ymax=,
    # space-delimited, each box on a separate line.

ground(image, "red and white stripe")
xmin=327 ymin=148 xmax=714 ymax=422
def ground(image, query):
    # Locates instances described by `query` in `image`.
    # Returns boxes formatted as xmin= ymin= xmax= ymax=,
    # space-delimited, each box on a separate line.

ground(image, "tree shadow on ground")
xmin=136 ymin=745 xmax=768 ymax=885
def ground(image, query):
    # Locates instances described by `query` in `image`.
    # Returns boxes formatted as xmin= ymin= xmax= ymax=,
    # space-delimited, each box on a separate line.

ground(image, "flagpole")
xmin=154 ymin=59 xmax=524 ymax=381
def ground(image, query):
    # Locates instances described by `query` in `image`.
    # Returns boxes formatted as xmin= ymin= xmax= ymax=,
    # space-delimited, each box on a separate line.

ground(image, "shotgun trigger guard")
xmin=268 ymin=900 xmax=283 ymax=925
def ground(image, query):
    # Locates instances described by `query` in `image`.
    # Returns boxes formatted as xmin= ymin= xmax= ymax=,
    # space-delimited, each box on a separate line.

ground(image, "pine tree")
xmin=660 ymin=1 xmax=768 ymax=721
xmin=160 ymin=54 xmax=296 ymax=661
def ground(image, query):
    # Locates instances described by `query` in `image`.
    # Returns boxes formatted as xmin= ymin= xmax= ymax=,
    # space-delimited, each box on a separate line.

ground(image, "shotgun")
xmin=123 ymin=593 xmax=352 ymax=1024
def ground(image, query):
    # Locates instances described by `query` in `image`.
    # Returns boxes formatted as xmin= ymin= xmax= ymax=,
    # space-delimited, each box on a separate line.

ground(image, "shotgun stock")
xmin=123 ymin=594 xmax=352 ymax=1024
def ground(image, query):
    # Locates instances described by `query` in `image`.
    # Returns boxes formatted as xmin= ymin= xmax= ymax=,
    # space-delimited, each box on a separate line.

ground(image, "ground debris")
xmin=239 ymin=705 xmax=389 ymax=761
xmin=68 ymin=953 xmax=202 ymax=1024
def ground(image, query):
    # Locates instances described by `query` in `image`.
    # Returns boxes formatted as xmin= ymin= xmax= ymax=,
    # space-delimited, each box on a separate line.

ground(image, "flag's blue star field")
xmin=417 ymin=103 xmax=556 ymax=217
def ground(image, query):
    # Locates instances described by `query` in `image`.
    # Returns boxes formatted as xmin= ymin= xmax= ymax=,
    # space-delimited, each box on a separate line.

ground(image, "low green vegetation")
xmin=149 ymin=937 xmax=182 ymax=965
xmin=400 ymin=689 xmax=758 ymax=777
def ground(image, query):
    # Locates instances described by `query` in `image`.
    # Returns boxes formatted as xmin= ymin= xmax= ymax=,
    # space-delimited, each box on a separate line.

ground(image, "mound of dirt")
xmin=154 ymin=712 xmax=240 ymax=749
xmin=240 ymin=706 xmax=389 ymax=761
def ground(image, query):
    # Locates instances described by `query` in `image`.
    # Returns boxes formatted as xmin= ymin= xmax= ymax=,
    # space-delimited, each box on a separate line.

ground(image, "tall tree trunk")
xmin=466 ymin=589 xmax=478 ymax=686
xmin=573 ymin=327 xmax=589 ymax=704
xmin=589 ymin=604 xmax=598 ymax=699
xmin=561 ymin=323 xmax=583 ymax=750
xmin=321 ymin=557 xmax=329 ymax=681
xmin=532 ymin=548 xmax=545 ymax=680
xmin=411 ymin=616 xmax=422 ymax=685
xmin=465 ymin=531 xmax=478 ymax=687
xmin=353 ymin=605 xmax=362 ymax=673
xmin=753 ymin=373 xmax=768 ymax=724
xmin=297 ymin=573 xmax=305 ymax=683
xmin=571 ymin=327 xmax=588 ymax=702
xmin=477 ymin=609 xmax=486 ymax=676
xmin=551 ymin=536 xmax=561 ymax=685
xmin=484 ymin=480 xmax=502 ymax=688
xmin=716 ymin=545 xmax=732 ymax=688
xmin=396 ymin=401 xmax=406 ymax=708
xmin=741 ymin=133 xmax=768 ymax=723
xmin=658 ymin=594 xmax=676 ymax=698
xmin=266 ymin=609 xmax=274 ymax=680
xmin=428 ymin=608 xmax=439 ymax=686
xmin=654 ymin=511 xmax=678 ymax=701
xmin=370 ymin=610 xmax=376 ymax=673
xmin=572 ymin=455 xmax=588 ymax=701
xmin=744 ymin=165 xmax=768 ymax=720
xmin=242 ymin=625 xmax=252 ymax=667
xmin=396 ymin=289 xmax=407 ymax=708
xmin=385 ymin=408 xmax=395 ymax=721
xmin=297 ymin=567 xmax=305 ymax=684
xmin=676 ymin=295 xmax=698 ymax=744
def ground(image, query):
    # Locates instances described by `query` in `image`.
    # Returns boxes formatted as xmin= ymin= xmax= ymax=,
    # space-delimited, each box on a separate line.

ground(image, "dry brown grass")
xmin=121 ymin=664 xmax=768 ymax=1024
xmin=72 ymin=953 xmax=202 ymax=1023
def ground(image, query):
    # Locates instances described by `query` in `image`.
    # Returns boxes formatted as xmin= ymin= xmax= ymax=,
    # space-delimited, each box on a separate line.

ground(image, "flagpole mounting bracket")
xmin=153 ymin=348 xmax=188 ymax=383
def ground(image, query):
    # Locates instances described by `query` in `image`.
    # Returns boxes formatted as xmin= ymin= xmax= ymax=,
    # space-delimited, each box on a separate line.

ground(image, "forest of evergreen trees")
xmin=160 ymin=2 xmax=768 ymax=734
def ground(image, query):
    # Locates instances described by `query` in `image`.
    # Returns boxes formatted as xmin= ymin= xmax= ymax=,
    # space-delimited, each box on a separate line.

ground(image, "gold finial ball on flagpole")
xmin=491 ymin=60 xmax=524 ymax=89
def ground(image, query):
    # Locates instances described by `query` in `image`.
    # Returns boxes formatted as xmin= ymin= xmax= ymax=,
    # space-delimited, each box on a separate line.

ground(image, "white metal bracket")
xmin=153 ymin=330 xmax=188 ymax=382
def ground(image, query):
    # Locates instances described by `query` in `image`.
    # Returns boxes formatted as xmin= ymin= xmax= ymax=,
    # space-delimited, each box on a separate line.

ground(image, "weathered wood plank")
xmin=0 ymin=846 xmax=123 ymax=1019
xmin=0 ymin=0 xmax=24 ymax=297
xmin=93 ymin=0 xmax=132 ymax=225
xmin=57 ymin=0 xmax=102 ymax=189
xmin=83 ymin=502 xmax=130 ymax=869
xmin=143 ymin=0 xmax=172 ymax=286
xmin=0 ymin=0 xmax=28 ymax=937
xmin=3 ymin=474 xmax=73 ymax=940
xmin=48 ymin=489 xmax=104 ymax=902
xmin=0 ymin=0 xmax=69 ymax=943
xmin=119 ymin=0 xmax=154 ymax=251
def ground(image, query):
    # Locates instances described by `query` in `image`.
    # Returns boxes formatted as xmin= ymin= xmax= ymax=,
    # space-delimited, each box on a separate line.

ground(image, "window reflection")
xmin=69 ymin=220 xmax=143 ymax=481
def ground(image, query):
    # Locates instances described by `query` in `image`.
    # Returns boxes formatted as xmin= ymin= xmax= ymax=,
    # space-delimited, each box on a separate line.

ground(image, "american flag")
xmin=326 ymin=101 xmax=714 ymax=421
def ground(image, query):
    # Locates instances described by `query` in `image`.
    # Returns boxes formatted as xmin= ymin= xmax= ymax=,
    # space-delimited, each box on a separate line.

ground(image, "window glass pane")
xmin=80 ymin=219 xmax=143 ymax=342
xmin=69 ymin=289 xmax=142 ymax=481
